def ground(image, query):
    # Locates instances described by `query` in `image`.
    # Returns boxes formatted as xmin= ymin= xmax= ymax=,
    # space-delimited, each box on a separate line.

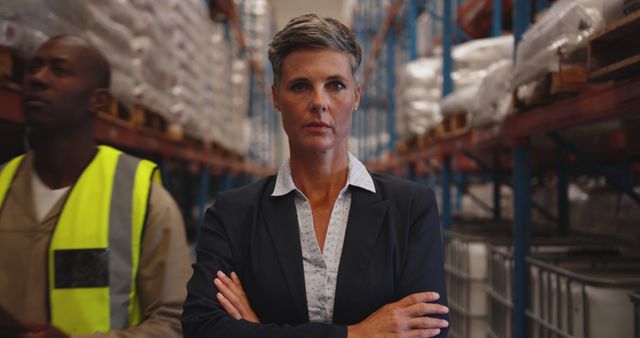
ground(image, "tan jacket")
xmin=0 ymin=153 xmax=192 ymax=338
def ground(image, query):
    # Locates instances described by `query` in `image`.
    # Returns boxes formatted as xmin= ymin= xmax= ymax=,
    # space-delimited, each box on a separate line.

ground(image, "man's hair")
xmin=268 ymin=14 xmax=362 ymax=86
xmin=48 ymin=35 xmax=111 ymax=89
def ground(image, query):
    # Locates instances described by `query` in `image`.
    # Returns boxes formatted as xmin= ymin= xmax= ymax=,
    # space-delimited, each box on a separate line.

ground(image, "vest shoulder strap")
xmin=0 ymin=155 xmax=26 ymax=209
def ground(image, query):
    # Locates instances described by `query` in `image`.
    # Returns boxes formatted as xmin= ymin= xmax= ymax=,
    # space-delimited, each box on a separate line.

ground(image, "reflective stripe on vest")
xmin=0 ymin=146 xmax=157 ymax=335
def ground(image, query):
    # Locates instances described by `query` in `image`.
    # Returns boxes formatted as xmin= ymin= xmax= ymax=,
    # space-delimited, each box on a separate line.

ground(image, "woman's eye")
xmin=328 ymin=81 xmax=346 ymax=90
xmin=290 ymin=83 xmax=308 ymax=92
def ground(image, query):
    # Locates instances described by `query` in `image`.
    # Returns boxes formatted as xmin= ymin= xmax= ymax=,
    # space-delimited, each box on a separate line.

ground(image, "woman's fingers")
xmin=216 ymin=292 xmax=241 ymax=319
xmin=214 ymin=274 xmax=246 ymax=312
xmin=397 ymin=292 xmax=440 ymax=307
xmin=407 ymin=328 xmax=442 ymax=338
xmin=214 ymin=271 xmax=261 ymax=323
xmin=217 ymin=271 xmax=244 ymax=298
xmin=230 ymin=272 xmax=246 ymax=294
xmin=404 ymin=302 xmax=449 ymax=317
xmin=406 ymin=316 xmax=449 ymax=330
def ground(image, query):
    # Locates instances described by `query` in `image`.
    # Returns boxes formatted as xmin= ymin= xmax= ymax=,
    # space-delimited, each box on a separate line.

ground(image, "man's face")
xmin=22 ymin=38 xmax=98 ymax=131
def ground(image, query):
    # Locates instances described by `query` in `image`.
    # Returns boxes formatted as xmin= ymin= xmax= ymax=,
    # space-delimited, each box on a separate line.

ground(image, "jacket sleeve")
xmin=395 ymin=186 xmax=449 ymax=337
xmin=74 ymin=183 xmax=192 ymax=338
xmin=181 ymin=195 xmax=347 ymax=338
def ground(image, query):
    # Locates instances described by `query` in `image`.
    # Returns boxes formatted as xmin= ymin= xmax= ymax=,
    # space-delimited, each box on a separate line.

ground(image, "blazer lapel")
xmin=260 ymin=192 xmax=308 ymax=321
xmin=334 ymin=187 xmax=389 ymax=322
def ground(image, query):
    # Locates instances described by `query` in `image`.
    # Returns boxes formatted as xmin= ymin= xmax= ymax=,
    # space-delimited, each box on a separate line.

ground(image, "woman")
xmin=182 ymin=14 xmax=449 ymax=338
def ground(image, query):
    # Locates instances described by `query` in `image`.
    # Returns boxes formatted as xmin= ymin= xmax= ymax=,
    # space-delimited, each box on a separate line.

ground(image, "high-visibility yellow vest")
xmin=0 ymin=145 xmax=161 ymax=335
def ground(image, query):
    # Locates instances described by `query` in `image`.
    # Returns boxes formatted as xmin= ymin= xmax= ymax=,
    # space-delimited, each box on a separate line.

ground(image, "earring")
xmin=274 ymin=107 xmax=280 ymax=112
xmin=354 ymin=106 xmax=359 ymax=111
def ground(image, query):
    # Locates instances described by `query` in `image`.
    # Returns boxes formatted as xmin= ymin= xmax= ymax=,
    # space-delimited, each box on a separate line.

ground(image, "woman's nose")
xmin=309 ymin=88 xmax=328 ymax=113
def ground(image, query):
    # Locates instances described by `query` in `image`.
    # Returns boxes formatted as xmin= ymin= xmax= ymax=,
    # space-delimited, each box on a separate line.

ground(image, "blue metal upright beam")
xmin=442 ymin=0 xmax=453 ymax=96
xmin=442 ymin=155 xmax=452 ymax=230
xmin=514 ymin=0 xmax=532 ymax=46
xmin=219 ymin=171 xmax=234 ymax=192
xmin=385 ymin=21 xmax=397 ymax=153
xmin=557 ymin=150 xmax=570 ymax=234
xmin=428 ymin=173 xmax=438 ymax=191
xmin=454 ymin=164 xmax=463 ymax=213
xmin=536 ymin=0 xmax=550 ymax=13
xmin=513 ymin=141 xmax=532 ymax=338
xmin=492 ymin=0 xmax=502 ymax=37
xmin=493 ymin=152 xmax=502 ymax=221
xmin=408 ymin=164 xmax=417 ymax=182
xmin=513 ymin=5 xmax=532 ymax=338
xmin=408 ymin=0 xmax=418 ymax=60
xmin=374 ymin=0 xmax=385 ymax=159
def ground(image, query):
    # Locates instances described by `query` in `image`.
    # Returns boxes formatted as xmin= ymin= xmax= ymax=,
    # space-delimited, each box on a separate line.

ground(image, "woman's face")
xmin=272 ymin=48 xmax=360 ymax=155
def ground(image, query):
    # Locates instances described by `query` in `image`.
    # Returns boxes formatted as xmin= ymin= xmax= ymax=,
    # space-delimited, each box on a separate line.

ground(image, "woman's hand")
xmin=347 ymin=292 xmax=449 ymax=338
xmin=214 ymin=271 xmax=260 ymax=323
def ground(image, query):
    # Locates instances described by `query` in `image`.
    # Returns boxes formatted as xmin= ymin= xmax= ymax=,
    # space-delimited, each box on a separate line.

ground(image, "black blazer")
xmin=182 ymin=173 xmax=448 ymax=337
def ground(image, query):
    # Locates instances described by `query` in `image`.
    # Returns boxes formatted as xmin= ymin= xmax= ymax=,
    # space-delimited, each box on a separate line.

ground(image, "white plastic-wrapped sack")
xmin=451 ymin=35 xmax=513 ymax=90
xmin=440 ymin=83 xmax=481 ymax=118
xmin=0 ymin=19 xmax=48 ymax=55
xmin=471 ymin=59 xmax=513 ymax=128
xmin=453 ymin=35 xmax=514 ymax=70
xmin=0 ymin=0 xmax=83 ymax=45
xmin=513 ymin=0 xmax=606 ymax=88
xmin=396 ymin=57 xmax=443 ymax=138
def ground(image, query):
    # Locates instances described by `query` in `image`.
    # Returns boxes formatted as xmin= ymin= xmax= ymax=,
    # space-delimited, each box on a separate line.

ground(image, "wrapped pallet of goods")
xmin=395 ymin=57 xmax=442 ymax=149
xmin=470 ymin=59 xmax=513 ymax=128
xmin=0 ymin=0 xmax=255 ymax=158
xmin=236 ymin=0 xmax=274 ymax=163
xmin=512 ymin=0 xmax=626 ymax=109
xmin=129 ymin=0 xmax=176 ymax=121
xmin=227 ymin=58 xmax=250 ymax=156
xmin=85 ymin=1 xmax=138 ymax=112
xmin=441 ymin=35 xmax=513 ymax=134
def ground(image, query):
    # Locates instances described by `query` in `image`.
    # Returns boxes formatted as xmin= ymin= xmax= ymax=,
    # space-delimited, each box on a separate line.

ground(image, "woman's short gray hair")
xmin=268 ymin=13 xmax=362 ymax=86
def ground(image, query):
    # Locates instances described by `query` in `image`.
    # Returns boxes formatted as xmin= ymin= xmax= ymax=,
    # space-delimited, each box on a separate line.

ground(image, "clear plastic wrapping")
xmin=513 ymin=0 xmax=606 ymax=88
xmin=440 ymin=83 xmax=480 ymax=118
xmin=471 ymin=59 xmax=513 ymax=128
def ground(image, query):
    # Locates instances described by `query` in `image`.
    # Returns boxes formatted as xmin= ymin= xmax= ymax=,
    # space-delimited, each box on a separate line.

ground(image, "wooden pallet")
xmin=513 ymin=64 xmax=589 ymax=111
xmin=417 ymin=128 xmax=438 ymax=148
xmin=439 ymin=112 xmax=469 ymax=138
xmin=589 ymin=10 xmax=640 ymax=81
xmin=396 ymin=135 xmax=418 ymax=154
xmin=103 ymin=98 xmax=183 ymax=141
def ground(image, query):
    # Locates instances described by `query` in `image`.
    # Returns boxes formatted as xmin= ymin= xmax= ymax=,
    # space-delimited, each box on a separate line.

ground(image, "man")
xmin=0 ymin=35 xmax=191 ymax=338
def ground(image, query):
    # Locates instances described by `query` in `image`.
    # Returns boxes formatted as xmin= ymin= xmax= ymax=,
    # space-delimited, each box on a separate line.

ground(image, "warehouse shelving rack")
xmin=356 ymin=1 xmax=640 ymax=337
xmin=0 ymin=0 xmax=281 ymax=241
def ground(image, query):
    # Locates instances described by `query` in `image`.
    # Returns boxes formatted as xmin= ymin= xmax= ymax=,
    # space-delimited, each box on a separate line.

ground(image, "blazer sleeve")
xmin=396 ymin=186 xmax=449 ymax=337
xmin=181 ymin=194 xmax=348 ymax=338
